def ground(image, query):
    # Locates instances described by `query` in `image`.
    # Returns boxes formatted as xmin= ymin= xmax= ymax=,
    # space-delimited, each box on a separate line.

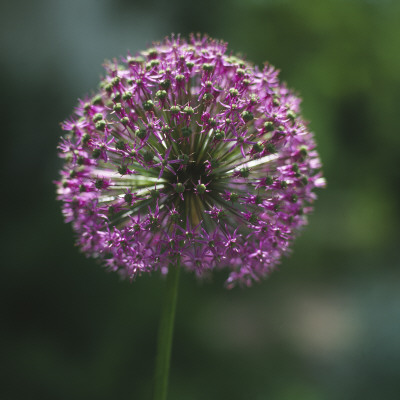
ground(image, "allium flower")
xmin=56 ymin=34 xmax=325 ymax=287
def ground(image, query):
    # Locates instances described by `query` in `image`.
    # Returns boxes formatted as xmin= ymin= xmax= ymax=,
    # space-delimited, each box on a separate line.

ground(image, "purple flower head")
xmin=56 ymin=34 xmax=325 ymax=287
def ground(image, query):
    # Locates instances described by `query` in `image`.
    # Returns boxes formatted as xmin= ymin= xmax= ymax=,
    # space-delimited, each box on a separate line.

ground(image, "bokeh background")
xmin=1 ymin=0 xmax=400 ymax=399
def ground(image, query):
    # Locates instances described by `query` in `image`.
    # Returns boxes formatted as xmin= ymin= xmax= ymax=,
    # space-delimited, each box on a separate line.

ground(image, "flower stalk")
xmin=153 ymin=261 xmax=181 ymax=400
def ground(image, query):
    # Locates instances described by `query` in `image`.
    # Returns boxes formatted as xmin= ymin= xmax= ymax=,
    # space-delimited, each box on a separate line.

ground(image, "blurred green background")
xmin=1 ymin=0 xmax=400 ymax=399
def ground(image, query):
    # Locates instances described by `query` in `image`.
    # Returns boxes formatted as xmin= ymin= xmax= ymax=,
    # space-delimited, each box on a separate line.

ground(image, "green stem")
xmin=153 ymin=261 xmax=181 ymax=400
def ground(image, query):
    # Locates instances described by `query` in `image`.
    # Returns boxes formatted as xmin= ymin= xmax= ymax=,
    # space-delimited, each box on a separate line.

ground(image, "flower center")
xmin=175 ymin=162 xmax=212 ymax=191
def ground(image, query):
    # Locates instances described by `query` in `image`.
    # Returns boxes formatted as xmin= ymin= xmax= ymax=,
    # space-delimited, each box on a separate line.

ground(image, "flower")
xmin=56 ymin=34 xmax=325 ymax=288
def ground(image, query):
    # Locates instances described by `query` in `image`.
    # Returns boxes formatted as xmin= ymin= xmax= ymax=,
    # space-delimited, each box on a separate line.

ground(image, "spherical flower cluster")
xmin=56 ymin=34 xmax=325 ymax=287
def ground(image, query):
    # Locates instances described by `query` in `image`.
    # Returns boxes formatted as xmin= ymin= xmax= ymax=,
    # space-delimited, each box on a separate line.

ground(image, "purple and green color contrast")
xmin=56 ymin=34 xmax=325 ymax=287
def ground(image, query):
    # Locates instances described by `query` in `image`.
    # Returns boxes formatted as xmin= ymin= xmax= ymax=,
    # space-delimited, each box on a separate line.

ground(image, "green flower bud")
xmin=265 ymin=143 xmax=277 ymax=154
xmin=155 ymin=90 xmax=167 ymax=100
xmin=300 ymin=176 xmax=308 ymax=186
xmin=112 ymin=92 xmax=121 ymax=102
xmin=175 ymin=183 xmax=185 ymax=193
xmin=265 ymin=176 xmax=274 ymax=186
xmin=202 ymin=93 xmax=214 ymax=102
xmin=253 ymin=142 xmax=263 ymax=153
xmin=118 ymin=165 xmax=128 ymax=175
xmin=182 ymin=127 xmax=192 ymax=137
xmin=217 ymin=210 xmax=225 ymax=219
xmin=299 ymin=146 xmax=308 ymax=157
xmin=249 ymin=94 xmax=258 ymax=105
xmin=104 ymin=83 xmax=113 ymax=92
xmin=214 ymin=130 xmax=224 ymax=140
xmin=196 ymin=183 xmax=207 ymax=194
xmin=95 ymin=178 xmax=105 ymax=189
xmin=128 ymin=56 xmax=144 ymax=64
xmin=115 ymin=140 xmax=126 ymax=150
xmin=91 ymin=95 xmax=103 ymax=105
xmin=241 ymin=111 xmax=254 ymax=122
xmin=92 ymin=113 xmax=103 ymax=122
xmin=255 ymin=195 xmax=263 ymax=204
xmin=160 ymin=79 xmax=171 ymax=89
xmin=170 ymin=105 xmax=180 ymax=114
xmin=143 ymin=100 xmax=154 ymax=111
xmin=183 ymin=106 xmax=194 ymax=115
xmin=264 ymin=121 xmax=275 ymax=132
xmin=82 ymin=133 xmax=90 ymax=144
xmin=136 ymin=128 xmax=147 ymax=140
xmin=150 ymin=59 xmax=160 ymax=67
xmin=133 ymin=223 xmax=141 ymax=232
xmin=287 ymin=110 xmax=296 ymax=121
xmin=229 ymin=88 xmax=239 ymax=97
xmin=240 ymin=167 xmax=250 ymax=178
xmin=92 ymin=148 xmax=101 ymax=158
xmin=113 ymin=103 xmax=122 ymax=112
xmin=122 ymin=91 xmax=132 ymax=101
xmin=229 ymin=193 xmax=239 ymax=202
xmin=111 ymin=76 xmax=120 ymax=86
xmin=148 ymin=48 xmax=158 ymax=58
xmin=124 ymin=193 xmax=133 ymax=204
xmin=202 ymin=63 xmax=214 ymax=72
xmin=95 ymin=120 xmax=106 ymax=131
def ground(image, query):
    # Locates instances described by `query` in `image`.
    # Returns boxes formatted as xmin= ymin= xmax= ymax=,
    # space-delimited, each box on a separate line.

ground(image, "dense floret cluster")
xmin=57 ymin=34 xmax=325 ymax=287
